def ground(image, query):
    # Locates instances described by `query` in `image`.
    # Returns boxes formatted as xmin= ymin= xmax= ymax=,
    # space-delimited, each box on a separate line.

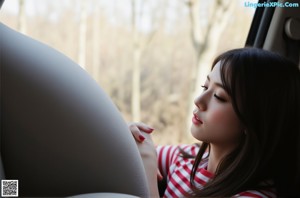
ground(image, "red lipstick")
xmin=192 ymin=114 xmax=203 ymax=125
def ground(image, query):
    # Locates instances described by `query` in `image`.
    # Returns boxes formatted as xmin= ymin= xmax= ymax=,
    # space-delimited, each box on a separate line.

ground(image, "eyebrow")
xmin=207 ymin=75 xmax=225 ymax=89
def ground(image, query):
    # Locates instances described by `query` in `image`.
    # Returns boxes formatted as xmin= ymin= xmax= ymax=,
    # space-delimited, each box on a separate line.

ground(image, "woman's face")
xmin=191 ymin=62 xmax=243 ymax=148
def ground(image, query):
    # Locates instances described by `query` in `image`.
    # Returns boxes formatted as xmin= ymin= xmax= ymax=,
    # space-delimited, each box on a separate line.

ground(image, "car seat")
xmin=0 ymin=22 xmax=149 ymax=197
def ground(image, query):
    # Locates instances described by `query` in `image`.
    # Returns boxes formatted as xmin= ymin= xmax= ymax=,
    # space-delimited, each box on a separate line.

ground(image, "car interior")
xmin=1 ymin=0 xmax=299 ymax=197
xmin=246 ymin=0 xmax=300 ymax=66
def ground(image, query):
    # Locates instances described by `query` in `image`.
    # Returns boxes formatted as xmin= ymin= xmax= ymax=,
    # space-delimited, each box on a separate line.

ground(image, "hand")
xmin=128 ymin=122 xmax=161 ymax=197
xmin=128 ymin=122 xmax=163 ymax=179
xmin=128 ymin=122 xmax=154 ymax=142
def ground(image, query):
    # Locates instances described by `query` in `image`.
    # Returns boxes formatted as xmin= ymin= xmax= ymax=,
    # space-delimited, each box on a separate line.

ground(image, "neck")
xmin=207 ymin=143 xmax=236 ymax=174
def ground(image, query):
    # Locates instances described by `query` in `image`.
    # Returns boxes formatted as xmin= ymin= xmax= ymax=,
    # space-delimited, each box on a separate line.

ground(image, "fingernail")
xmin=158 ymin=174 xmax=163 ymax=181
xmin=147 ymin=127 xmax=154 ymax=133
xmin=139 ymin=135 xmax=145 ymax=141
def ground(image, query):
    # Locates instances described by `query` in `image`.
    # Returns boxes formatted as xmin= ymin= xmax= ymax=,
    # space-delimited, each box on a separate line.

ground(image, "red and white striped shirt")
xmin=156 ymin=144 xmax=276 ymax=198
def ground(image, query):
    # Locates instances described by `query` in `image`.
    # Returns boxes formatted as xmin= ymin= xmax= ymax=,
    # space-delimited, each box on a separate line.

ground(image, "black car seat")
xmin=0 ymin=22 xmax=149 ymax=197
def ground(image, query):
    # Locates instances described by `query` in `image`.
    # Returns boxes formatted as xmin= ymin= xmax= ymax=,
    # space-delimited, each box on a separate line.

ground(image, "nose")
xmin=194 ymin=93 xmax=207 ymax=111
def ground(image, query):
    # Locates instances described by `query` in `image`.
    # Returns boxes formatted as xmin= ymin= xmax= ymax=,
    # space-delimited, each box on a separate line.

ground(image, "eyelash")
xmin=201 ymin=85 xmax=226 ymax=102
xmin=201 ymin=85 xmax=208 ymax=90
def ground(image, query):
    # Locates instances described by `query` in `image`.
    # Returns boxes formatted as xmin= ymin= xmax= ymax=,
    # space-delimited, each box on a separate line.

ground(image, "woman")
xmin=129 ymin=47 xmax=300 ymax=197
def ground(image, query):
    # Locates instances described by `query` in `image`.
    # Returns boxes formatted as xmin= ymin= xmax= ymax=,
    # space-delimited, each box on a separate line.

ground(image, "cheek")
xmin=209 ymin=108 xmax=227 ymax=123
xmin=208 ymin=106 xmax=241 ymax=139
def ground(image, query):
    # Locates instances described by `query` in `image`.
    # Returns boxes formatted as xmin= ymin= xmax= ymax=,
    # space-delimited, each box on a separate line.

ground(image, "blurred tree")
xmin=130 ymin=0 xmax=162 ymax=122
xmin=78 ymin=0 xmax=87 ymax=69
xmin=92 ymin=0 xmax=101 ymax=82
xmin=185 ymin=0 xmax=236 ymax=133
xmin=131 ymin=0 xmax=142 ymax=121
xmin=18 ymin=0 xmax=26 ymax=34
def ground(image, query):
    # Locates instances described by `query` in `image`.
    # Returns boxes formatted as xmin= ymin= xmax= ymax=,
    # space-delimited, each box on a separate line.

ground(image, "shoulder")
xmin=156 ymin=144 xmax=200 ymax=155
xmin=156 ymin=144 xmax=201 ymax=161
xmin=233 ymin=188 xmax=276 ymax=198
xmin=178 ymin=144 xmax=200 ymax=156
xmin=233 ymin=180 xmax=277 ymax=198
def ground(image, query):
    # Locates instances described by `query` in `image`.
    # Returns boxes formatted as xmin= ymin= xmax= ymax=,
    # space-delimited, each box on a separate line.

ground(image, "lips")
xmin=192 ymin=113 xmax=203 ymax=125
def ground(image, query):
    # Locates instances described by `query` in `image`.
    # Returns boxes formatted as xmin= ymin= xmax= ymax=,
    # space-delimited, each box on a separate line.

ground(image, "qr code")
xmin=1 ymin=180 xmax=18 ymax=197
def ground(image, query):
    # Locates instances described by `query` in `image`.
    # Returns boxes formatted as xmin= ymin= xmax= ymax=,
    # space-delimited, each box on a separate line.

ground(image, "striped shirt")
xmin=156 ymin=144 xmax=276 ymax=198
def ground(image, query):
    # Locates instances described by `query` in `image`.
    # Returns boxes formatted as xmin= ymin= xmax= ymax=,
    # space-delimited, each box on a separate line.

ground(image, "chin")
xmin=191 ymin=127 xmax=209 ymax=143
xmin=190 ymin=127 xmax=202 ymax=141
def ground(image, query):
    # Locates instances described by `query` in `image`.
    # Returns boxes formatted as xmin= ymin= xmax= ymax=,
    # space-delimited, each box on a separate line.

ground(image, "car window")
xmin=1 ymin=0 xmax=255 ymax=144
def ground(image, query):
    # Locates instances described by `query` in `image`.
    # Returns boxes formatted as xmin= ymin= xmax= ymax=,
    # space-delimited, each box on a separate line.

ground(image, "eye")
xmin=201 ymin=85 xmax=208 ymax=91
xmin=214 ymin=94 xmax=226 ymax=102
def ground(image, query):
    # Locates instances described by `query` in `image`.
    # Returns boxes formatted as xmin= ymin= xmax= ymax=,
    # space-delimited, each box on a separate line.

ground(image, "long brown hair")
xmin=189 ymin=48 xmax=300 ymax=197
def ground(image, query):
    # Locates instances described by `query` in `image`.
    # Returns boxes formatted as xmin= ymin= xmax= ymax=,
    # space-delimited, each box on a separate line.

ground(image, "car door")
xmin=246 ymin=0 xmax=300 ymax=66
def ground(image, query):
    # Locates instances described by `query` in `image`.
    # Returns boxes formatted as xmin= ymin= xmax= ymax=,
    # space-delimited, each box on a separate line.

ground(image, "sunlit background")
xmin=1 ymin=0 xmax=255 ymax=145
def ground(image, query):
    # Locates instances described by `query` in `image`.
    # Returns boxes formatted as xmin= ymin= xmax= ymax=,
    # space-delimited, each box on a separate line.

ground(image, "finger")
xmin=135 ymin=122 xmax=155 ymax=133
xmin=128 ymin=123 xmax=145 ymax=142
xmin=157 ymin=169 xmax=163 ymax=181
